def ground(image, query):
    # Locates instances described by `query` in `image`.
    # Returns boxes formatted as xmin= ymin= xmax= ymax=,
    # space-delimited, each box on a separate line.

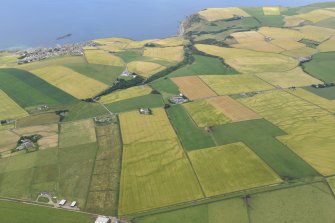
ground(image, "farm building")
xmin=170 ymin=94 xmax=189 ymax=104
xmin=139 ymin=108 xmax=152 ymax=115
xmin=58 ymin=199 xmax=66 ymax=206
xmin=70 ymin=201 xmax=77 ymax=207
xmin=95 ymin=216 xmax=110 ymax=223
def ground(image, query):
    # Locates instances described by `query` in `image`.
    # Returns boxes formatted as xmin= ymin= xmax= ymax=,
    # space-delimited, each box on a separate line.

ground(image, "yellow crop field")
xmin=232 ymin=41 xmax=284 ymax=53
xmin=195 ymin=44 xmax=298 ymax=73
xmin=119 ymin=139 xmax=203 ymax=215
xmin=207 ymin=96 xmax=261 ymax=122
xmin=263 ymin=7 xmax=281 ymax=15
xmin=198 ymin=8 xmax=250 ymax=21
xmin=119 ymin=108 xmax=177 ymax=145
xmin=296 ymin=25 xmax=335 ymax=42
xmin=100 ymin=86 xmax=152 ymax=104
xmin=258 ymin=27 xmax=304 ymax=41
xmin=188 ymin=142 xmax=282 ymax=197
xmin=284 ymin=16 xmax=305 ymax=27
xmin=171 ymin=76 xmax=217 ymax=100
xmin=318 ymin=37 xmax=335 ymax=52
xmin=199 ymin=75 xmax=274 ymax=95
xmin=183 ymin=99 xmax=231 ymax=127
xmin=127 ymin=61 xmax=166 ymax=77
xmin=231 ymin=31 xmax=264 ymax=43
xmin=271 ymin=39 xmax=305 ymax=50
xmin=281 ymin=47 xmax=318 ymax=59
xmin=287 ymin=88 xmax=335 ymax=113
xmin=31 ymin=66 xmax=109 ymax=99
xmin=238 ymin=90 xmax=335 ymax=176
xmin=59 ymin=119 xmax=97 ymax=148
xmin=143 ymin=46 xmax=184 ymax=61
xmin=0 ymin=130 xmax=19 ymax=153
xmin=13 ymin=124 xmax=59 ymax=150
xmin=296 ymin=9 xmax=335 ymax=23
xmin=18 ymin=56 xmax=86 ymax=71
xmin=149 ymin=37 xmax=186 ymax=47
xmin=84 ymin=49 xmax=124 ymax=66
xmin=256 ymin=67 xmax=322 ymax=88
xmin=0 ymin=90 xmax=28 ymax=120
xmin=0 ymin=52 xmax=18 ymax=66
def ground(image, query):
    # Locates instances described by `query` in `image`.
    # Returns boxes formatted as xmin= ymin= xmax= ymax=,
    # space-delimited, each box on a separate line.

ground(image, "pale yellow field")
xmin=100 ymin=86 xmax=152 ymax=104
xmin=93 ymin=37 xmax=134 ymax=46
xmin=318 ymin=36 xmax=335 ymax=52
xmin=94 ymin=37 xmax=152 ymax=50
xmin=143 ymin=46 xmax=184 ymax=61
xmin=0 ymin=90 xmax=28 ymax=120
xmin=238 ymin=90 xmax=335 ymax=176
xmin=188 ymin=142 xmax=282 ymax=197
xmin=84 ymin=49 xmax=124 ymax=66
xmin=258 ymin=27 xmax=304 ymax=41
xmin=286 ymin=88 xmax=335 ymax=113
xmin=171 ymin=76 xmax=217 ymax=100
xmin=263 ymin=7 xmax=281 ymax=15
xmin=296 ymin=9 xmax=335 ymax=23
xmin=281 ymin=47 xmax=318 ymax=59
xmin=198 ymin=8 xmax=250 ymax=21
xmin=31 ymin=66 xmax=109 ymax=99
xmin=13 ymin=124 xmax=59 ymax=150
xmin=195 ymin=44 xmax=299 ymax=73
xmin=284 ymin=16 xmax=305 ymax=27
xmin=119 ymin=108 xmax=177 ymax=145
xmin=148 ymin=37 xmax=186 ymax=47
xmin=271 ymin=39 xmax=305 ymax=50
xmin=0 ymin=52 xmax=18 ymax=66
xmin=199 ymin=74 xmax=274 ymax=95
xmin=232 ymin=41 xmax=284 ymax=53
xmin=127 ymin=61 xmax=166 ymax=77
xmin=207 ymin=96 xmax=261 ymax=122
xmin=0 ymin=130 xmax=19 ymax=153
xmin=231 ymin=31 xmax=264 ymax=43
xmin=256 ymin=67 xmax=322 ymax=88
xmin=183 ymin=99 xmax=231 ymax=127
xmin=296 ymin=25 xmax=335 ymax=42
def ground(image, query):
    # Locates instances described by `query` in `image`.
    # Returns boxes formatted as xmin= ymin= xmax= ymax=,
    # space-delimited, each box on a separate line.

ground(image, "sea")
xmin=0 ymin=0 xmax=331 ymax=50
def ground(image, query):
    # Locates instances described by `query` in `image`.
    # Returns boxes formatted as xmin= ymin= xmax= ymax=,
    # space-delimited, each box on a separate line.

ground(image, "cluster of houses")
xmin=16 ymin=41 xmax=98 ymax=64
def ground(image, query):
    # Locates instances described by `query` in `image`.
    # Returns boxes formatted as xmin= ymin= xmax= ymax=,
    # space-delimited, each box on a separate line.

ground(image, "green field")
xmin=105 ymin=94 xmax=164 ymax=113
xmin=137 ymin=197 xmax=248 ymax=223
xmin=243 ymin=7 xmax=284 ymax=27
xmin=249 ymin=182 xmax=335 ymax=223
xmin=304 ymin=86 xmax=335 ymax=100
xmin=303 ymin=52 xmax=335 ymax=82
xmin=150 ymin=78 xmax=180 ymax=95
xmin=189 ymin=142 xmax=282 ymax=196
xmin=59 ymin=119 xmax=97 ymax=148
xmin=85 ymin=123 xmax=122 ymax=215
xmin=0 ymin=68 xmax=77 ymax=107
xmin=16 ymin=113 xmax=60 ymax=128
xmin=211 ymin=119 xmax=319 ymax=179
xmin=65 ymin=63 xmax=123 ymax=85
xmin=0 ymin=200 xmax=93 ymax=223
xmin=166 ymin=105 xmax=216 ymax=151
xmin=168 ymin=55 xmax=238 ymax=77
xmin=60 ymin=101 xmax=109 ymax=122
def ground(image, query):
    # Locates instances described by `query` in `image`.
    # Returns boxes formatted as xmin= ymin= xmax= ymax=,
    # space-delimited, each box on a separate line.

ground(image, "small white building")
xmin=70 ymin=201 xmax=77 ymax=207
xmin=59 ymin=199 xmax=67 ymax=206
xmin=95 ymin=216 xmax=110 ymax=223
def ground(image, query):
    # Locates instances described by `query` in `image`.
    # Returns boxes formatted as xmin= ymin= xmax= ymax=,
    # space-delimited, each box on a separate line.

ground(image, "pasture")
xmin=84 ymin=49 xmax=125 ymax=66
xmin=207 ymin=96 xmax=261 ymax=122
xmin=100 ymin=86 xmax=152 ymax=104
xmin=171 ymin=76 xmax=217 ymax=100
xmin=168 ymin=55 xmax=238 ymax=77
xmin=189 ymin=142 xmax=282 ymax=197
xmin=239 ymin=90 xmax=335 ymax=176
xmin=199 ymin=75 xmax=274 ymax=95
xmin=242 ymin=7 xmax=284 ymax=27
xmin=304 ymin=86 xmax=335 ymax=100
xmin=198 ymin=8 xmax=250 ymax=21
xmin=166 ymin=105 xmax=216 ymax=151
xmin=256 ymin=67 xmax=322 ymax=88
xmin=263 ymin=7 xmax=281 ymax=15
xmin=0 ymin=200 xmax=93 ymax=223
xmin=183 ymin=99 xmax=231 ymax=127
xmin=303 ymin=52 xmax=335 ymax=82
xmin=195 ymin=44 xmax=298 ymax=73
xmin=0 ymin=89 xmax=28 ymax=120
xmin=150 ymin=78 xmax=180 ymax=95
xmin=59 ymin=119 xmax=97 ymax=148
xmin=0 ymin=68 xmax=77 ymax=108
xmin=31 ymin=66 xmax=108 ymax=99
xmin=127 ymin=61 xmax=166 ymax=77
xmin=211 ymin=119 xmax=319 ymax=179
xmin=17 ymin=113 xmax=60 ymax=128
xmin=249 ymin=182 xmax=335 ymax=223
xmin=119 ymin=139 xmax=203 ymax=215
xmin=0 ymin=130 xmax=19 ymax=154
xmin=143 ymin=46 xmax=184 ymax=62
xmin=119 ymin=108 xmax=176 ymax=145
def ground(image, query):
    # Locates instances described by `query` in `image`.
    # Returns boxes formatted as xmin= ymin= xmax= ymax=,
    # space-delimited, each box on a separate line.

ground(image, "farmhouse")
xmin=95 ymin=216 xmax=110 ymax=223
xmin=170 ymin=94 xmax=189 ymax=104
xmin=139 ymin=108 xmax=152 ymax=115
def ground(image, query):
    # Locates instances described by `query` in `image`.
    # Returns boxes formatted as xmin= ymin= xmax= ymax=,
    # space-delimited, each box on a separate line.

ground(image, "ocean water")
xmin=0 ymin=0 xmax=331 ymax=49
